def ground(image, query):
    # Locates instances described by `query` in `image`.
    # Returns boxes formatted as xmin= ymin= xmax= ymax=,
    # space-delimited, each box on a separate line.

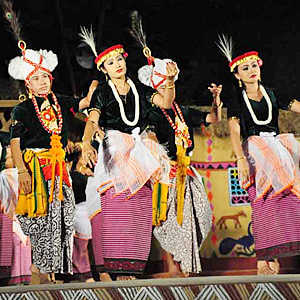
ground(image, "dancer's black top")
xmin=148 ymin=105 xmax=209 ymax=160
xmin=89 ymin=81 xmax=154 ymax=133
xmin=10 ymin=95 xmax=79 ymax=150
xmin=226 ymin=87 xmax=291 ymax=140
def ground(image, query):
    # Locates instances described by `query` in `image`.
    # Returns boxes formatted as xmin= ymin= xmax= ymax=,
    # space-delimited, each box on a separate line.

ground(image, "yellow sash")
xmin=152 ymin=182 xmax=168 ymax=226
xmin=176 ymin=144 xmax=190 ymax=226
xmin=15 ymin=134 xmax=65 ymax=217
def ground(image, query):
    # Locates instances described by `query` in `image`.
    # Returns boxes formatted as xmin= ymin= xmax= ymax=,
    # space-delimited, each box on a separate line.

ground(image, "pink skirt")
xmin=248 ymin=185 xmax=300 ymax=260
xmin=0 ymin=213 xmax=13 ymax=283
xmin=91 ymin=184 xmax=153 ymax=274
xmin=9 ymin=233 xmax=31 ymax=285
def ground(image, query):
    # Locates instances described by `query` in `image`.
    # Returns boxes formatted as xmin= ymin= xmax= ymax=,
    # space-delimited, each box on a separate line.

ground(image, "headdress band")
xmin=17 ymin=40 xmax=52 ymax=82
xmin=229 ymin=51 xmax=262 ymax=72
xmin=94 ymin=44 xmax=127 ymax=69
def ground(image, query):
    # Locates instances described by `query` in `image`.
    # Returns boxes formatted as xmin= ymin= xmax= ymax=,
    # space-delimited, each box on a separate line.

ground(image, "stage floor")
xmin=1 ymin=274 xmax=300 ymax=299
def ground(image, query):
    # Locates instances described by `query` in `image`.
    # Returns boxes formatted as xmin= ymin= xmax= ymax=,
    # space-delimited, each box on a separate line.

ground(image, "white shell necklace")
xmin=109 ymin=78 xmax=140 ymax=126
xmin=242 ymin=85 xmax=272 ymax=125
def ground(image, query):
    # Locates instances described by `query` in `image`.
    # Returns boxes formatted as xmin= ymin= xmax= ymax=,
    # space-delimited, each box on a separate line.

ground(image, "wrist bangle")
xmin=18 ymin=169 xmax=28 ymax=174
xmin=165 ymin=83 xmax=175 ymax=89
xmin=236 ymin=156 xmax=246 ymax=162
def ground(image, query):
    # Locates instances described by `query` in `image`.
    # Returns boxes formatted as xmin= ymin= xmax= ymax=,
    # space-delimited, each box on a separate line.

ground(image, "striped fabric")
xmin=248 ymin=185 xmax=300 ymax=260
xmin=0 ymin=212 xmax=13 ymax=267
xmin=9 ymin=232 xmax=31 ymax=285
xmin=91 ymin=184 xmax=153 ymax=274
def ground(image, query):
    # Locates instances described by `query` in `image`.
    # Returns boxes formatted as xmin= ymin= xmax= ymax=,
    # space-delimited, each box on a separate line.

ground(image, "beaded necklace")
xmin=109 ymin=78 xmax=140 ymax=127
xmin=160 ymin=101 xmax=192 ymax=148
xmin=31 ymin=91 xmax=63 ymax=135
xmin=242 ymin=85 xmax=272 ymax=125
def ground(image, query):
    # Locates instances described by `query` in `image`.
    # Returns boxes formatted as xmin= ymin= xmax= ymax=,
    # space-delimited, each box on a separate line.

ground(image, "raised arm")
xmin=152 ymin=62 xmax=177 ymax=109
xmin=289 ymin=99 xmax=300 ymax=113
xmin=207 ymin=83 xmax=223 ymax=123
xmin=78 ymin=80 xmax=99 ymax=110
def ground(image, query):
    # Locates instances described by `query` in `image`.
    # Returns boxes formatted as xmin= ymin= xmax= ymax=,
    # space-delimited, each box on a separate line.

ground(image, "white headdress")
xmin=8 ymin=48 xmax=58 ymax=81
xmin=138 ymin=58 xmax=179 ymax=89
xmin=129 ymin=10 xmax=179 ymax=89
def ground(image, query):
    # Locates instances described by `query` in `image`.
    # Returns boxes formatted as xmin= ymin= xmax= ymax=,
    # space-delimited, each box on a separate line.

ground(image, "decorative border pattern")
xmin=228 ymin=167 xmax=250 ymax=206
xmin=0 ymin=281 xmax=299 ymax=300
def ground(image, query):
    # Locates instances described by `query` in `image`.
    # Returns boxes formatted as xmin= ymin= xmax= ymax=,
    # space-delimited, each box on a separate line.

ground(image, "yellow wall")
xmin=193 ymin=129 xmax=253 ymax=258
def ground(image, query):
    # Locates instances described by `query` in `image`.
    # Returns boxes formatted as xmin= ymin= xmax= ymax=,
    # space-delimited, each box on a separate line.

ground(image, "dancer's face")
xmin=234 ymin=58 xmax=261 ymax=84
xmin=102 ymin=54 xmax=127 ymax=80
xmin=28 ymin=70 xmax=51 ymax=95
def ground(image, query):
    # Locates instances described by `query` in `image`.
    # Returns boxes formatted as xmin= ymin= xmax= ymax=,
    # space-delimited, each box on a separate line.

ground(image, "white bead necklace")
xmin=242 ymin=85 xmax=272 ymax=125
xmin=109 ymin=78 xmax=140 ymax=126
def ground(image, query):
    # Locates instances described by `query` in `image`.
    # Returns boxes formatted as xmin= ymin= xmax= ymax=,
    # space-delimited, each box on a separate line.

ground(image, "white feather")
xmin=216 ymin=34 xmax=233 ymax=62
xmin=78 ymin=26 xmax=98 ymax=58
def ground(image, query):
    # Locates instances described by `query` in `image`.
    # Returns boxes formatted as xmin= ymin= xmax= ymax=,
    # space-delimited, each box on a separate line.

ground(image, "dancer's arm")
xmin=228 ymin=118 xmax=250 ymax=183
xmin=207 ymin=83 xmax=223 ymax=123
xmin=289 ymin=99 xmax=300 ymax=113
xmin=82 ymin=110 xmax=100 ymax=168
xmin=10 ymin=138 xmax=31 ymax=194
xmin=152 ymin=62 xmax=177 ymax=109
xmin=79 ymin=80 xmax=99 ymax=110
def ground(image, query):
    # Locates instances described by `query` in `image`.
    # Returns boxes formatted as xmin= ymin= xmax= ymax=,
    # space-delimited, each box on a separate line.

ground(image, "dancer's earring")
xmin=28 ymin=88 xmax=33 ymax=99
xmin=238 ymin=79 xmax=242 ymax=88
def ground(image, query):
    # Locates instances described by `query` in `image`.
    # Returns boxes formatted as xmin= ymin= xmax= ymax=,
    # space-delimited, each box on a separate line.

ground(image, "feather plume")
xmin=1 ymin=0 xmax=22 ymax=41
xmin=216 ymin=34 xmax=233 ymax=62
xmin=129 ymin=10 xmax=147 ymax=48
xmin=78 ymin=25 xmax=98 ymax=58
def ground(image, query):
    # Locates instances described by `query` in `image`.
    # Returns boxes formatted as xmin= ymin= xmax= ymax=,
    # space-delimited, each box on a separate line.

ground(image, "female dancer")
xmin=0 ymin=141 xmax=32 ymax=286
xmin=217 ymin=35 xmax=300 ymax=274
xmin=138 ymin=57 xmax=222 ymax=275
xmin=79 ymin=27 xmax=176 ymax=281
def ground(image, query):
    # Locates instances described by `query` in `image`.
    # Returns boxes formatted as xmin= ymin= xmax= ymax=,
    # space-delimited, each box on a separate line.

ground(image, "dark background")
xmin=0 ymin=0 xmax=299 ymax=106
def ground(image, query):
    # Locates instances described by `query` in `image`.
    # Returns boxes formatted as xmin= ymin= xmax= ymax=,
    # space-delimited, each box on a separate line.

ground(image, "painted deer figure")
xmin=217 ymin=210 xmax=247 ymax=230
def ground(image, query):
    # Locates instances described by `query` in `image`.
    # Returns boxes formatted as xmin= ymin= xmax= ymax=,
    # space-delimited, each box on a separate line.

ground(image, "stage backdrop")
xmin=149 ymin=106 xmax=300 ymax=271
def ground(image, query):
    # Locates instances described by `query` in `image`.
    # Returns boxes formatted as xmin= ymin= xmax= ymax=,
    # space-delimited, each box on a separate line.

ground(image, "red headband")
xmin=94 ymin=44 xmax=127 ymax=67
xmin=229 ymin=51 xmax=262 ymax=72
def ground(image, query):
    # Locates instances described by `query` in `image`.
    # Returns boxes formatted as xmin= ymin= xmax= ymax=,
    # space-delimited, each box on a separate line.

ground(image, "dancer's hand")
xmin=78 ymin=164 xmax=94 ymax=176
xmin=19 ymin=171 xmax=32 ymax=194
xmin=166 ymin=62 xmax=178 ymax=81
xmin=237 ymin=157 xmax=250 ymax=185
xmin=65 ymin=140 xmax=75 ymax=154
xmin=94 ymin=127 xmax=105 ymax=143
xmin=82 ymin=142 xmax=98 ymax=169
xmin=208 ymin=83 xmax=222 ymax=105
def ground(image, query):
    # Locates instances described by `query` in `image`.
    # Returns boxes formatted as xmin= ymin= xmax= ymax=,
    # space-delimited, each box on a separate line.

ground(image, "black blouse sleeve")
xmin=10 ymin=104 xmax=28 ymax=140
xmin=268 ymin=88 xmax=291 ymax=111
xmin=89 ymin=85 xmax=106 ymax=113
